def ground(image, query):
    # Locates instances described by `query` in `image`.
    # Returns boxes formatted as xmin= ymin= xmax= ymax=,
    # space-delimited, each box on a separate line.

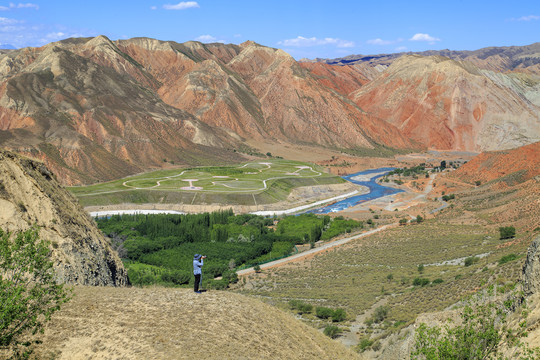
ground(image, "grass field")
xmin=68 ymin=160 xmax=344 ymax=207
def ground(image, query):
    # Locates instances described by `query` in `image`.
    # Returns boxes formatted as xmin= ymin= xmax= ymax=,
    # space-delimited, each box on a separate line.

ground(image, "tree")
xmin=499 ymin=226 xmax=516 ymax=240
xmin=416 ymin=215 xmax=424 ymax=223
xmin=0 ymin=228 xmax=71 ymax=349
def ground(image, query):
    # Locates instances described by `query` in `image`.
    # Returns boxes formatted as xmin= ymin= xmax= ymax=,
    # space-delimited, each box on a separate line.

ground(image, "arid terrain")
xmin=0 ymin=37 xmax=538 ymax=185
xmin=32 ymin=287 xmax=359 ymax=360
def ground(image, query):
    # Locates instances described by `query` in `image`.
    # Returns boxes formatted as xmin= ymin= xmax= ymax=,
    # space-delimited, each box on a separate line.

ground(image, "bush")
xmin=432 ymin=278 xmax=444 ymax=284
xmin=412 ymin=301 xmax=539 ymax=360
xmin=332 ymin=308 xmax=347 ymax=322
xmin=373 ymin=305 xmax=389 ymax=323
xmin=499 ymin=226 xmax=516 ymax=240
xmin=0 ymin=228 xmax=71 ymax=348
xmin=323 ymin=325 xmax=342 ymax=339
xmin=358 ymin=337 xmax=373 ymax=352
xmin=499 ymin=253 xmax=519 ymax=265
xmin=289 ymin=300 xmax=313 ymax=314
xmin=316 ymin=307 xmax=334 ymax=319
xmin=253 ymin=264 xmax=261 ymax=273
xmin=413 ymin=278 xmax=430 ymax=287
xmin=464 ymin=256 xmax=479 ymax=267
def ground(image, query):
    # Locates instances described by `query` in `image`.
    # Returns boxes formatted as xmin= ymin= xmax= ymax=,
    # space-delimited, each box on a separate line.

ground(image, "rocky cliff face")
xmin=0 ymin=150 xmax=127 ymax=285
xmin=523 ymin=234 xmax=540 ymax=296
xmin=351 ymin=55 xmax=540 ymax=151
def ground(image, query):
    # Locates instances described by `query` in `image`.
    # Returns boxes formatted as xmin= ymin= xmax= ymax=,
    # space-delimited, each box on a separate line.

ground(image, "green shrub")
xmin=499 ymin=226 xmax=516 ymax=240
xmin=358 ymin=337 xmax=373 ymax=352
xmin=323 ymin=325 xmax=342 ymax=339
xmin=413 ymin=278 xmax=430 ymax=287
xmin=499 ymin=253 xmax=519 ymax=265
xmin=0 ymin=228 xmax=71 ymax=348
xmin=332 ymin=308 xmax=347 ymax=322
xmin=464 ymin=256 xmax=479 ymax=267
xmin=432 ymin=278 xmax=444 ymax=284
xmin=412 ymin=301 xmax=539 ymax=360
xmin=373 ymin=305 xmax=389 ymax=323
xmin=316 ymin=307 xmax=334 ymax=319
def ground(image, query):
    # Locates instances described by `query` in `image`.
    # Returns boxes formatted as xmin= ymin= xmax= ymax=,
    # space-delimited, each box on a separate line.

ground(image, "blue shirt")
xmin=193 ymin=258 xmax=203 ymax=275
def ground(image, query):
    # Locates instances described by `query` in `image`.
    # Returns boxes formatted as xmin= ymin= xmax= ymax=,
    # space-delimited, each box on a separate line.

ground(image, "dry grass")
xmin=32 ymin=286 xmax=360 ymax=360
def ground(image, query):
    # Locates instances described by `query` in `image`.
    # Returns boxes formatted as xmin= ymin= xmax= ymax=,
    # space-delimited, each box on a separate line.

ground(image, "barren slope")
xmin=34 ymin=287 xmax=360 ymax=360
xmin=450 ymin=141 xmax=540 ymax=184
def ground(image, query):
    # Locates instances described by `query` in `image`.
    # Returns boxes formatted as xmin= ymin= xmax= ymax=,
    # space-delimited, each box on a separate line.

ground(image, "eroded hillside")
xmin=0 ymin=150 xmax=127 ymax=285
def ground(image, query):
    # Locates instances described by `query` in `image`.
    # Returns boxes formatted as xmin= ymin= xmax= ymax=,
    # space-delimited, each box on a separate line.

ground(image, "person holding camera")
xmin=193 ymin=254 xmax=206 ymax=293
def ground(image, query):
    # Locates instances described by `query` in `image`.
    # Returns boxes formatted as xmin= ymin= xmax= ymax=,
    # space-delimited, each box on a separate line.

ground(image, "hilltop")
xmin=34 ymin=287 xmax=360 ymax=360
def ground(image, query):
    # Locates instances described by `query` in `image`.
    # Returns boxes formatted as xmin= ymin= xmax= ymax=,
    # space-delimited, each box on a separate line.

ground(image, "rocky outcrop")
xmin=523 ymin=234 xmax=540 ymax=296
xmin=0 ymin=150 xmax=128 ymax=285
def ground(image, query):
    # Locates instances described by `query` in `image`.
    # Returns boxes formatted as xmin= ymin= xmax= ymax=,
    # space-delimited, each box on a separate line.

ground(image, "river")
xmin=306 ymin=167 xmax=403 ymax=214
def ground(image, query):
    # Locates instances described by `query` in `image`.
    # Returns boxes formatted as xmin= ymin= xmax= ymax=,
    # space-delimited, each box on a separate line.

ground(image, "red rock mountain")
xmin=451 ymin=141 xmax=540 ymax=185
xmin=317 ymin=42 xmax=540 ymax=75
xmin=0 ymin=36 xmax=538 ymax=184
xmin=351 ymin=55 xmax=540 ymax=151
xmin=0 ymin=36 xmax=415 ymax=184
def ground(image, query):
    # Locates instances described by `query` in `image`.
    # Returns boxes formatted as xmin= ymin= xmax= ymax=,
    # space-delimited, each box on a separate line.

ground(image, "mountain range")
xmin=0 ymin=36 xmax=538 ymax=184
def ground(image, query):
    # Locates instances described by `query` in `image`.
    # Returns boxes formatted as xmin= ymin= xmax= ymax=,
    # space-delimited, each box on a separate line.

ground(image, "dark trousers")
xmin=194 ymin=274 xmax=201 ymax=292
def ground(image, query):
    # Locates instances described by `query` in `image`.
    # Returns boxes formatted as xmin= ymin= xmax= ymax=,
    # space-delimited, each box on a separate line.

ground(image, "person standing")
xmin=193 ymin=254 xmax=206 ymax=293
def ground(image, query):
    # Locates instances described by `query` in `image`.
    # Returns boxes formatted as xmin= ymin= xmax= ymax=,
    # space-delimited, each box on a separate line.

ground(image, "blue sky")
xmin=0 ymin=0 xmax=539 ymax=59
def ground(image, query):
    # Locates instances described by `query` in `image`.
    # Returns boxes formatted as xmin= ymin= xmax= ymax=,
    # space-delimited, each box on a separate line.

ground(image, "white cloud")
xmin=513 ymin=15 xmax=540 ymax=21
xmin=195 ymin=34 xmax=225 ymax=43
xmin=151 ymin=6 xmax=157 ymax=10
xmin=278 ymin=36 xmax=355 ymax=48
xmin=395 ymin=46 xmax=408 ymax=52
xmin=367 ymin=38 xmax=393 ymax=45
xmin=46 ymin=32 xmax=65 ymax=39
xmin=0 ymin=17 xmax=21 ymax=24
xmin=409 ymin=33 xmax=441 ymax=43
xmin=0 ymin=3 xmax=39 ymax=10
xmin=163 ymin=1 xmax=199 ymax=10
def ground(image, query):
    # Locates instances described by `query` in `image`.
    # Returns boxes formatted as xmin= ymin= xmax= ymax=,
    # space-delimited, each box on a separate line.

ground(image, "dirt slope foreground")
xmin=34 ymin=287 xmax=360 ymax=360
xmin=0 ymin=150 xmax=127 ymax=285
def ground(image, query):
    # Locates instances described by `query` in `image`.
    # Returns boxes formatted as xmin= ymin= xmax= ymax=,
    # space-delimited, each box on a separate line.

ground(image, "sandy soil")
xmin=29 ymin=287 xmax=360 ymax=360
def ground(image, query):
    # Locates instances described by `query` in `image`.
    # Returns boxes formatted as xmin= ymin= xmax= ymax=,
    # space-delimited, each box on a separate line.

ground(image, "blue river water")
xmin=306 ymin=167 xmax=403 ymax=214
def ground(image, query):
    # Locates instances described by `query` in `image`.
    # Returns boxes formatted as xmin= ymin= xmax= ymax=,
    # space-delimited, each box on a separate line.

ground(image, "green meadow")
xmin=69 ymin=160 xmax=344 ymax=207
